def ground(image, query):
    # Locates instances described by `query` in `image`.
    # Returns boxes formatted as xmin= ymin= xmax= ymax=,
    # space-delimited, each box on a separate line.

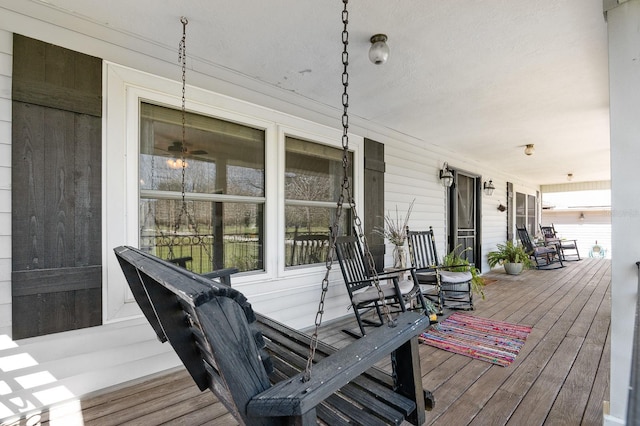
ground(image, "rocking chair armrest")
xmin=377 ymin=267 xmax=414 ymax=278
xmin=201 ymin=268 xmax=239 ymax=286
xmin=246 ymin=311 xmax=430 ymax=418
xmin=355 ymin=275 xmax=400 ymax=286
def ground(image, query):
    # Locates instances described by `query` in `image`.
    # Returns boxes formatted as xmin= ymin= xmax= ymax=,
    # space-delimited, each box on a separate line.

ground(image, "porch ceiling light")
xmin=369 ymin=34 xmax=389 ymax=65
xmin=524 ymin=144 xmax=535 ymax=156
xmin=439 ymin=162 xmax=454 ymax=188
xmin=483 ymin=179 xmax=495 ymax=196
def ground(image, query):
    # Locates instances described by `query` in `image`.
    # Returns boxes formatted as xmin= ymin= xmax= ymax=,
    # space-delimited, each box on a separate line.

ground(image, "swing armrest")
xmin=201 ymin=267 xmax=239 ymax=286
xmin=246 ymin=311 xmax=430 ymax=418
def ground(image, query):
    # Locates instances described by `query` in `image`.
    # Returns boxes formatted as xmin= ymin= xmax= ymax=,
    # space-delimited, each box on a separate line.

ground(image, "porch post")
xmin=604 ymin=0 xmax=640 ymax=424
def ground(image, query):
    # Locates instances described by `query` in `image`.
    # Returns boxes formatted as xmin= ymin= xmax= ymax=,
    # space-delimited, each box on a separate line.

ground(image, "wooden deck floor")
xmin=8 ymin=258 xmax=610 ymax=425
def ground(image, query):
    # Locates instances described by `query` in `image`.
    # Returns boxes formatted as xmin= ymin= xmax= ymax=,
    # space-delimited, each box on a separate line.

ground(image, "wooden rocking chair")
xmin=517 ymin=226 xmax=564 ymax=269
xmin=114 ymin=246 xmax=434 ymax=425
xmin=334 ymin=234 xmax=428 ymax=337
xmin=406 ymin=227 xmax=474 ymax=313
xmin=539 ymin=224 xmax=581 ymax=261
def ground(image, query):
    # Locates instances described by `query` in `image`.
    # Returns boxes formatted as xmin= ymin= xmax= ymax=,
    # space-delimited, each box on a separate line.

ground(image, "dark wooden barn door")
xmin=364 ymin=138 xmax=385 ymax=272
xmin=11 ymin=35 xmax=102 ymax=339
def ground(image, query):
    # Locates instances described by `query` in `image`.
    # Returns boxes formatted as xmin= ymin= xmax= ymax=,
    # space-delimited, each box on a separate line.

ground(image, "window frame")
xmin=277 ymin=125 xmax=362 ymax=277
xmin=103 ymin=63 xmax=363 ymax=322
xmin=138 ymin=100 xmax=268 ymax=274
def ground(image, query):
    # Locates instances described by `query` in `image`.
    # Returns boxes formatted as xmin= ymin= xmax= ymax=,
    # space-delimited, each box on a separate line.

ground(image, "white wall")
xmin=606 ymin=0 xmax=640 ymax=423
xmin=0 ymin=29 xmax=11 ymax=336
xmin=542 ymin=210 xmax=612 ymax=258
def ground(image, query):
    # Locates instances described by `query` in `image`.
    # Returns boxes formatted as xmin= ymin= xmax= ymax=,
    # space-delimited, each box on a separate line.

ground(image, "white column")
xmin=0 ymin=30 xmax=12 ymax=335
xmin=606 ymin=0 xmax=640 ymax=424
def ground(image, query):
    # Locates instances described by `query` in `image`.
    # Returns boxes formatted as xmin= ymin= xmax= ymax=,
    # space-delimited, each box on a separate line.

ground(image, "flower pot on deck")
xmin=504 ymin=262 xmax=524 ymax=275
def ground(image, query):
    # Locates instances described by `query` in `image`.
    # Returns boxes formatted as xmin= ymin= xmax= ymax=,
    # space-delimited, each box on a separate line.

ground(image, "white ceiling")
xmin=24 ymin=0 xmax=611 ymax=185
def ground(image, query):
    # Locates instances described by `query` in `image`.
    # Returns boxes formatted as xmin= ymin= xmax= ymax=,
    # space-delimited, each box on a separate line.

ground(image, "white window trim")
xmin=103 ymin=62 xmax=363 ymax=323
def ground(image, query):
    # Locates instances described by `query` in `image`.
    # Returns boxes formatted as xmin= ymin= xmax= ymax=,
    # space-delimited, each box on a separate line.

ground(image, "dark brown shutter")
xmin=11 ymin=35 xmax=102 ymax=339
xmin=364 ymin=138 xmax=385 ymax=272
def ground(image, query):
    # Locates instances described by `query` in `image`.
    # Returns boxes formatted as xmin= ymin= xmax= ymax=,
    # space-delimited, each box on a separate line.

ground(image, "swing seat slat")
xmin=114 ymin=246 xmax=433 ymax=425
xmin=247 ymin=312 xmax=427 ymax=417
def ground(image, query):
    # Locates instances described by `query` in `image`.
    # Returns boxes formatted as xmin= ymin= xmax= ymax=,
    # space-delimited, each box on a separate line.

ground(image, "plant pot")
xmin=504 ymin=262 xmax=524 ymax=275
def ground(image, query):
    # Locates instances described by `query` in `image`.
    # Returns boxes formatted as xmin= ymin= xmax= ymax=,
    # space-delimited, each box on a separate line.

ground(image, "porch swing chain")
xmin=303 ymin=0 xmax=395 ymax=383
xmin=175 ymin=16 xmax=189 ymax=236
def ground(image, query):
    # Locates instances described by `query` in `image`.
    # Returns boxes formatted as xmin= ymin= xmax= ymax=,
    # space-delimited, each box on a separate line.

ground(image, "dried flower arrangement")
xmin=374 ymin=199 xmax=415 ymax=246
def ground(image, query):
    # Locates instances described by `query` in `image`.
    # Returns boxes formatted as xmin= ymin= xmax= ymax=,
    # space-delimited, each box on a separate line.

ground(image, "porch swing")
xmin=114 ymin=3 xmax=433 ymax=425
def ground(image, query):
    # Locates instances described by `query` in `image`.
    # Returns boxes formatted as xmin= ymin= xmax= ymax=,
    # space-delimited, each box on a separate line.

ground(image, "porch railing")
xmin=627 ymin=261 xmax=640 ymax=425
xmin=139 ymin=231 xmax=261 ymax=273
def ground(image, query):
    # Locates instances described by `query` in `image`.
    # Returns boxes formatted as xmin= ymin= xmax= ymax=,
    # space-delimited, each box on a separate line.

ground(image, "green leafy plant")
xmin=442 ymin=246 xmax=486 ymax=300
xmin=487 ymin=241 xmax=534 ymax=268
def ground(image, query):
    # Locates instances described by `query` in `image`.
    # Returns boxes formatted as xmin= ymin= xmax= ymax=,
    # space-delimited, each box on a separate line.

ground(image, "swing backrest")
xmin=114 ymin=246 xmax=273 ymax=424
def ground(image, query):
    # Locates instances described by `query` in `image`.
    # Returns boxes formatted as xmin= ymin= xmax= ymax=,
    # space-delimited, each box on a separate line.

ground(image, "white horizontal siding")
xmin=542 ymin=210 xmax=612 ymax=258
xmin=0 ymin=29 xmax=11 ymax=335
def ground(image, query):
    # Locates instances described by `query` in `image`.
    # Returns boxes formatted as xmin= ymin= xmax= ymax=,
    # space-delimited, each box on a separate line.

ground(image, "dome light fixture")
xmin=524 ymin=144 xmax=535 ymax=156
xmin=369 ymin=34 xmax=389 ymax=65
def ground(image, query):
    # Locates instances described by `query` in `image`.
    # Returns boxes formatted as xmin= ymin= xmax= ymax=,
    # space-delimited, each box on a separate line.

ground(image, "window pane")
xmin=139 ymin=103 xmax=265 ymax=273
xmin=456 ymin=174 xmax=474 ymax=229
xmin=140 ymin=199 xmax=264 ymax=273
xmin=140 ymin=103 xmax=265 ymax=196
xmin=285 ymin=206 xmax=351 ymax=267
xmin=285 ymin=137 xmax=351 ymax=202
xmin=284 ymin=137 xmax=353 ymax=267
xmin=528 ymin=194 xmax=537 ymax=235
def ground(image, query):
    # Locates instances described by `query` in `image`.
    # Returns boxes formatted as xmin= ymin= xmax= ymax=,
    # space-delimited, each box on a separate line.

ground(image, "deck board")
xmin=7 ymin=258 xmax=610 ymax=426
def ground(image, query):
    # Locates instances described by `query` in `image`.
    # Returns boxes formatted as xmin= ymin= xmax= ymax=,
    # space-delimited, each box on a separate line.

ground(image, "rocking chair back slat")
xmin=335 ymin=235 xmax=372 ymax=292
xmin=406 ymin=228 xmax=439 ymax=270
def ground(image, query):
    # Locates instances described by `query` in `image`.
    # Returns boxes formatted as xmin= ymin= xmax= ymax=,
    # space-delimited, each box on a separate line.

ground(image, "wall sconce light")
xmin=439 ymin=162 xmax=454 ymax=188
xmin=483 ymin=179 xmax=495 ymax=196
xmin=524 ymin=144 xmax=535 ymax=156
xmin=369 ymin=34 xmax=389 ymax=65
xmin=567 ymin=173 xmax=573 ymax=181
xmin=579 ymin=212 xmax=585 ymax=221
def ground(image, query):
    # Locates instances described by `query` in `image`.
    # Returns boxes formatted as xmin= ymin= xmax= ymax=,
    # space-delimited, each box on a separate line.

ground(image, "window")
xmin=284 ymin=136 xmax=352 ymax=267
xmin=515 ymin=192 xmax=538 ymax=237
xmin=139 ymin=103 xmax=265 ymax=273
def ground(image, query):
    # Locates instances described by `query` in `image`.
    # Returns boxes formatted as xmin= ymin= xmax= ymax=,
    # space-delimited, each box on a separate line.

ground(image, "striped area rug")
xmin=419 ymin=312 xmax=532 ymax=367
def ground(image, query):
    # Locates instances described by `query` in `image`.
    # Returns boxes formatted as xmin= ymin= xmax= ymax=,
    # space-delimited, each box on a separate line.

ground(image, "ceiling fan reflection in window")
xmin=164 ymin=141 xmax=208 ymax=168
xmin=167 ymin=140 xmax=208 ymax=156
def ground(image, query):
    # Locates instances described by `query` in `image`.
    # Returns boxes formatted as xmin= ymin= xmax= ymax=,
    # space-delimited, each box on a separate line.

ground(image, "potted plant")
xmin=487 ymin=241 xmax=533 ymax=275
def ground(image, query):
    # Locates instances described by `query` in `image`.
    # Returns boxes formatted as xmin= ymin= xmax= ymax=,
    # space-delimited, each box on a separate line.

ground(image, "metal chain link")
xmin=303 ymin=0 xmax=395 ymax=383
xmin=174 ymin=16 xmax=189 ymax=237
